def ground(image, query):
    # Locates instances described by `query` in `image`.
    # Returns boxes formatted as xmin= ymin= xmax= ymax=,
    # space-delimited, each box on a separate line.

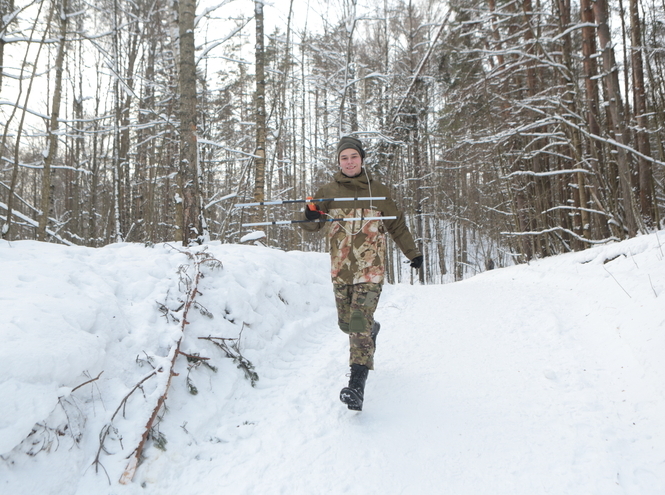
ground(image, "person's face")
xmin=339 ymin=148 xmax=362 ymax=177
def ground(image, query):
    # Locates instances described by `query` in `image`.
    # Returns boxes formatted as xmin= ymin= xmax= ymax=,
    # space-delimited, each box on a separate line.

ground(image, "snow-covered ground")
xmin=1 ymin=233 xmax=664 ymax=494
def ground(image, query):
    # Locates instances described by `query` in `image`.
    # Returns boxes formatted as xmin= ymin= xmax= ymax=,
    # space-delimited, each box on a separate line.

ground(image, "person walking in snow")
xmin=300 ymin=136 xmax=423 ymax=411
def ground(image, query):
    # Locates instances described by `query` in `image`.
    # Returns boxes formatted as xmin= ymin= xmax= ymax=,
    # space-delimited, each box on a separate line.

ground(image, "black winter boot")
xmin=340 ymin=363 xmax=369 ymax=411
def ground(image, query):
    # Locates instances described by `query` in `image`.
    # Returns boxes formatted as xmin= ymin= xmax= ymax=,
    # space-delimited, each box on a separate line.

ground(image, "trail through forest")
xmin=1 ymin=234 xmax=664 ymax=494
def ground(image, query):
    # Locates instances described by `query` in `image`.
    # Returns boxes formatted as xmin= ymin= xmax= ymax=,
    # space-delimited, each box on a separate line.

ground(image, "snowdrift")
xmin=1 ymin=233 xmax=664 ymax=494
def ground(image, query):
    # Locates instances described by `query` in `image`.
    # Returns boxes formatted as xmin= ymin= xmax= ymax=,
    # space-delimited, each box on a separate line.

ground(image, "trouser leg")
xmin=333 ymin=282 xmax=382 ymax=370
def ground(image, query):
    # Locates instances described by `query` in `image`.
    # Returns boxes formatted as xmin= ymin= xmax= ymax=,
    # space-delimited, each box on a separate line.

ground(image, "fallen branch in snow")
xmin=182 ymin=352 xmax=218 ymax=395
xmin=111 ymin=372 xmax=159 ymax=423
xmin=118 ymin=249 xmax=222 ymax=484
xmin=71 ymin=371 xmax=104 ymax=394
xmin=93 ymin=370 xmax=158 ymax=483
xmin=177 ymin=349 xmax=211 ymax=361
xmin=199 ymin=324 xmax=259 ymax=387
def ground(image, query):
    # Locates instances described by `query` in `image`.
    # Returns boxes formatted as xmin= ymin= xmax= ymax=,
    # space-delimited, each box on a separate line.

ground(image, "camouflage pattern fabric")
xmin=299 ymin=169 xmax=421 ymax=286
xmin=300 ymin=168 xmax=421 ymax=370
xmin=333 ymin=282 xmax=382 ymax=369
xmin=328 ymin=207 xmax=386 ymax=284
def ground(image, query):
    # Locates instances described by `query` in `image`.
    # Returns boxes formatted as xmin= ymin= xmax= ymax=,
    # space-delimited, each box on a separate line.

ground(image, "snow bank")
xmin=1 ymin=232 xmax=664 ymax=495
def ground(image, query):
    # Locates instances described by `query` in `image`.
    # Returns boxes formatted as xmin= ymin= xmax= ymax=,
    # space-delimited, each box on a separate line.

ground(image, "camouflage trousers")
xmin=333 ymin=282 xmax=383 ymax=370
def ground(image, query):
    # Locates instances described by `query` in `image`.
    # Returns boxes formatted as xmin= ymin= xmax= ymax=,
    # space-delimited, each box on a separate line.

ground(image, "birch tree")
xmin=253 ymin=0 xmax=267 ymax=224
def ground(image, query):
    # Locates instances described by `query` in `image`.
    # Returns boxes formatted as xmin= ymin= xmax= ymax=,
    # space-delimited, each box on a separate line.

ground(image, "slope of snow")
xmin=0 ymin=233 xmax=663 ymax=494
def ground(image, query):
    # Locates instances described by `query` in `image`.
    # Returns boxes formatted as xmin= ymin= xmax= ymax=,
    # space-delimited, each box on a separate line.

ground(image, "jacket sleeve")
xmin=380 ymin=189 xmax=421 ymax=260
xmin=298 ymin=186 xmax=331 ymax=232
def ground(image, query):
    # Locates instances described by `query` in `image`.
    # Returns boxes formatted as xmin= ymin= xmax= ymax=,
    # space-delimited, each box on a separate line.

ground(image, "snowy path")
xmin=137 ymin=245 xmax=665 ymax=495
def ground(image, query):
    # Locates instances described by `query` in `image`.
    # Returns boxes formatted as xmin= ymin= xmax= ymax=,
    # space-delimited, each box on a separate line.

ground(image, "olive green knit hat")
xmin=336 ymin=136 xmax=366 ymax=161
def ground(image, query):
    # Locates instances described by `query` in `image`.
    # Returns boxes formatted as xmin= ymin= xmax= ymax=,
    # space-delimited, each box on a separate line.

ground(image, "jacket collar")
xmin=334 ymin=168 xmax=371 ymax=186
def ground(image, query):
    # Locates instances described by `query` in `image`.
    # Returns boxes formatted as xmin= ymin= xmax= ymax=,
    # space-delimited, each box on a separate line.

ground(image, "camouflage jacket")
xmin=300 ymin=169 xmax=421 ymax=285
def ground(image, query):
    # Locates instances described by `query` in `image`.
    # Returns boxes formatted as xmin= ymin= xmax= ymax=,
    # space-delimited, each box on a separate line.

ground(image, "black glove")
xmin=304 ymin=206 xmax=322 ymax=220
xmin=410 ymin=255 xmax=423 ymax=269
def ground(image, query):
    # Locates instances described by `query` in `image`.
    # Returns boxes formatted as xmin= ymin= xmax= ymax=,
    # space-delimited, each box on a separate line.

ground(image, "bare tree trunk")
xmin=617 ymin=0 xmax=632 ymax=122
xmin=557 ymin=0 xmax=591 ymax=245
xmin=270 ymin=0 xmax=293 ymax=206
xmin=405 ymin=0 xmax=426 ymax=283
xmin=71 ymin=74 xmax=83 ymax=241
xmin=137 ymin=19 xmax=158 ymax=244
xmin=523 ymin=0 xmax=551 ymax=256
xmin=580 ymin=0 xmax=619 ymax=240
xmin=1 ymin=1 xmax=49 ymax=240
xmin=38 ymin=0 xmax=68 ymax=241
xmin=109 ymin=0 xmax=124 ymax=243
xmin=338 ymin=0 xmax=358 ymax=136
xmin=90 ymin=105 xmax=100 ymax=245
xmin=0 ymin=0 xmax=15 ymax=92
xmin=580 ymin=0 xmax=605 ymax=173
xmin=629 ymin=0 xmax=656 ymax=226
xmin=593 ymin=0 xmax=642 ymax=236
xmin=178 ymin=0 xmax=201 ymax=244
xmin=252 ymin=0 xmax=267 ymax=225
xmin=488 ymin=0 xmax=505 ymax=67
xmin=119 ymin=17 xmax=140 ymax=241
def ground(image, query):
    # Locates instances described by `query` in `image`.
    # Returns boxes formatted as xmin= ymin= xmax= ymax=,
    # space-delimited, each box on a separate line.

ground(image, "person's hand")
xmin=304 ymin=205 xmax=322 ymax=220
xmin=410 ymin=255 xmax=423 ymax=269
